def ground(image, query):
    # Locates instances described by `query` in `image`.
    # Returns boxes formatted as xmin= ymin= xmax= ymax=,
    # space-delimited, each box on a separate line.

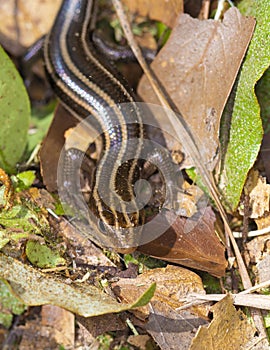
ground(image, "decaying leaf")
xmin=122 ymin=0 xmax=183 ymax=28
xmin=138 ymin=207 xmax=227 ymax=277
xmin=16 ymin=305 xmax=75 ymax=349
xmin=147 ymin=302 xmax=208 ymax=350
xmin=220 ymin=0 xmax=270 ymax=211
xmin=112 ymin=265 xmax=208 ymax=320
xmin=190 ymin=294 xmax=256 ymax=350
xmin=256 ymin=254 xmax=270 ymax=284
xmin=0 ymin=279 xmax=26 ymax=328
xmin=127 ymin=335 xmax=156 ymax=349
xmin=77 ymin=313 xmax=129 ymax=338
xmin=245 ymin=233 xmax=270 ymax=266
xmin=0 ymin=253 xmax=155 ymax=317
xmin=138 ymin=7 xmax=255 ymax=171
xmin=239 ymin=170 xmax=270 ymax=219
xmin=40 ymin=305 xmax=75 ymax=348
xmin=244 ymin=228 xmax=270 ymax=284
xmin=0 ymin=0 xmax=61 ymax=55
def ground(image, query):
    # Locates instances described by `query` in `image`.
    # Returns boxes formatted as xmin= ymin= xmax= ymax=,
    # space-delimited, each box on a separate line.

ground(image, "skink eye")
xmin=98 ymin=219 xmax=107 ymax=233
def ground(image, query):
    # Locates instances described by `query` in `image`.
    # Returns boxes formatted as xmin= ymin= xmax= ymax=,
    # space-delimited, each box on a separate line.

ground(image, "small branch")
xmin=179 ymin=292 xmax=270 ymax=311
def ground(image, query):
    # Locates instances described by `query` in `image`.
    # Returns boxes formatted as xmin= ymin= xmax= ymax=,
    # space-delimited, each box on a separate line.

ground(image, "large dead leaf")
xmin=138 ymin=7 xmax=255 ymax=171
xmin=122 ymin=0 xmax=183 ymax=28
xmin=0 ymin=253 xmax=155 ymax=317
xmin=190 ymin=294 xmax=256 ymax=350
xmin=112 ymin=265 xmax=208 ymax=319
xmin=138 ymin=207 xmax=227 ymax=277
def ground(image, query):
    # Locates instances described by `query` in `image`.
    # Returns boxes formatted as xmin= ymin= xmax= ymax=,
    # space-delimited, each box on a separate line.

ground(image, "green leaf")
xmin=0 ymin=204 xmax=47 ymax=235
xmin=0 ymin=46 xmax=30 ymax=173
xmin=256 ymin=68 xmax=270 ymax=134
xmin=0 ymin=230 xmax=31 ymax=249
xmin=219 ymin=0 xmax=270 ymax=211
xmin=11 ymin=170 xmax=36 ymax=191
xmin=26 ymin=240 xmax=66 ymax=268
xmin=0 ymin=279 xmax=26 ymax=328
xmin=264 ymin=312 xmax=270 ymax=328
xmin=0 ymin=230 xmax=10 ymax=249
xmin=130 ymin=282 xmax=156 ymax=308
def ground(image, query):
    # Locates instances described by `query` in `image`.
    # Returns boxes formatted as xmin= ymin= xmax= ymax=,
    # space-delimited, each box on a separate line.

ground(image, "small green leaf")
xmin=26 ymin=240 xmax=66 ymax=268
xmin=0 ymin=230 xmax=10 ymax=249
xmin=131 ymin=283 xmax=156 ymax=308
xmin=0 ymin=46 xmax=30 ymax=173
xmin=219 ymin=0 xmax=270 ymax=210
xmin=0 ymin=204 xmax=46 ymax=235
xmin=156 ymin=21 xmax=171 ymax=46
xmin=11 ymin=170 xmax=36 ymax=191
xmin=264 ymin=312 xmax=270 ymax=328
xmin=0 ymin=230 xmax=31 ymax=249
xmin=0 ymin=279 xmax=26 ymax=328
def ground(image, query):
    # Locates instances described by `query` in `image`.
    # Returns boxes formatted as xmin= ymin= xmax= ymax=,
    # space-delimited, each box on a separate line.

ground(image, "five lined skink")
xmin=43 ymin=0 xmax=146 ymax=250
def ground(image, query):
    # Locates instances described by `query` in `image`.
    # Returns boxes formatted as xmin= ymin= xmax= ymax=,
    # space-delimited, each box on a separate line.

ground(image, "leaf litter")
xmin=1 ymin=0 xmax=270 ymax=348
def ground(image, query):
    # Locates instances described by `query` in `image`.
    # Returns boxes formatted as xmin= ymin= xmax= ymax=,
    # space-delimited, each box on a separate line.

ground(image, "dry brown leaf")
xmin=41 ymin=305 xmax=74 ymax=348
xmin=190 ymin=294 xmax=256 ymax=350
xmin=245 ymin=234 xmax=270 ymax=266
xmin=18 ymin=320 xmax=59 ymax=350
xmin=127 ymin=335 xmax=156 ymax=349
xmin=77 ymin=313 xmax=128 ymax=338
xmin=0 ymin=0 xmax=61 ymax=55
xmin=112 ymin=265 xmax=208 ymax=320
xmin=256 ymin=255 xmax=270 ymax=284
xmin=240 ymin=170 xmax=270 ymax=219
xmin=147 ymin=301 xmax=208 ymax=350
xmin=138 ymin=207 xmax=227 ymax=277
xmin=122 ymin=0 xmax=183 ymax=28
xmin=138 ymin=8 xmax=255 ymax=170
xmin=255 ymin=214 xmax=270 ymax=231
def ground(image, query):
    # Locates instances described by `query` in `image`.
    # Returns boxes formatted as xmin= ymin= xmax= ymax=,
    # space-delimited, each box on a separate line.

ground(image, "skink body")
xmin=43 ymin=0 xmax=145 ymax=250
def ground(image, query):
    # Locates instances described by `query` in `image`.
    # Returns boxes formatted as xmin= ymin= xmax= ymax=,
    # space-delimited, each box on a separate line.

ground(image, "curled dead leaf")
xmin=138 ymin=207 xmax=227 ymax=277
